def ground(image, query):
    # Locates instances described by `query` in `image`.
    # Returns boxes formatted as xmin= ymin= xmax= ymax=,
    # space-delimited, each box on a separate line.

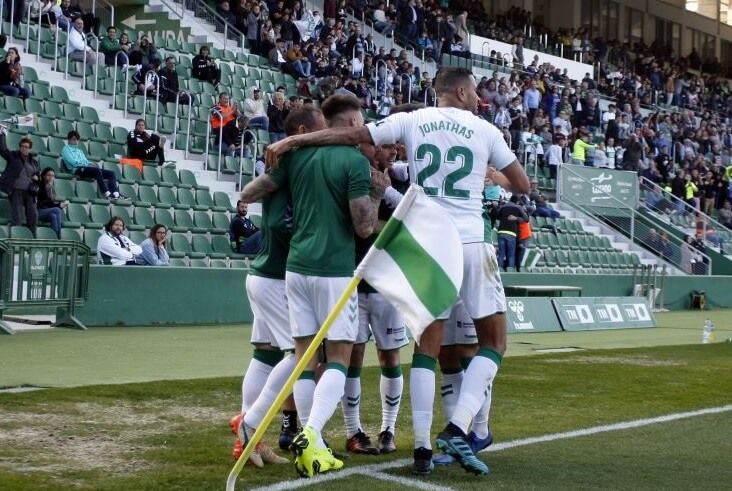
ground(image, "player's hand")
xmin=370 ymin=168 xmax=390 ymax=199
xmin=265 ymin=137 xmax=296 ymax=170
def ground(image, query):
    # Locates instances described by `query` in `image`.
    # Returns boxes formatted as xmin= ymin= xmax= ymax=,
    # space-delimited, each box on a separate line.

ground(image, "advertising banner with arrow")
xmin=116 ymin=7 xmax=192 ymax=45
xmin=560 ymin=166 xmax=638 ymax=208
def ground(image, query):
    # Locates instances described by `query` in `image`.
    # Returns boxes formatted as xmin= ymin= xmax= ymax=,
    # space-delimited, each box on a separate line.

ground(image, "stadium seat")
xmin=74 ymin=180 xmax=110 ymax=205
xmin=111 ymin=205 xmax=142 ymax=231
xmin=178 ymin=188 xmax=205 ymax=211
xmin=189 ymin=258 xmax=209 ymax=268
xmin=212 ymin=211 xmax=231 ymax=233
xmin=210 ymin=259 xmax=228 ymax=268
xmin=138 ymin=185 xmax=164 ymax=208
xmin=159 ymin=187 xmax=187 ymax=210
xmin=213 ymin=192 xmax=235 ymax=212
xmin=193 ymin=211 xmax=218 ymax=233
xmin=155 ymin=209 xmax=185 ymax=233
xmin=175 ymin=210 xmax=207 ymax=233
xmin=64 ymin=203 xmax=89 ymax=228
xmin=10 ymin=226 xmax=34 ymax=239
xmin=161 ymin=167 xmax=184 ymax=188
xmin=229 ymin=259 xmax=248 ymax=269
xmin=169 ymin=258 xmax=187 ymax=267
xmin=134 ymin=207 xmax=156 ymax=230
xmin=89 ymin=204 xmax=111 ymax=228
xmin=170 ymin=233 xmax=205 ymax=259
xmin=83 ymin=229 xmax=102 ymax=255
xmin=60 ymin=228 xmax=83 ymax=242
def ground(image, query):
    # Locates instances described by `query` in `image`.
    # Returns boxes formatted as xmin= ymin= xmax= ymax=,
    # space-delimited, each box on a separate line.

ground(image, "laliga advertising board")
xmin=505 ymin=297 xmax=656 ymax=332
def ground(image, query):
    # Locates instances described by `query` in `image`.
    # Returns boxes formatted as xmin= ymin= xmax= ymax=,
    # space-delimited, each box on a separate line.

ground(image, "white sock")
xmin=471 ymin=382 xmax=492 ymax=439
xmin=440 ymin=370 xmax=463 ymax=422
xmin=341 ymin=374 xmax=362 ymax=438
xmin=104 ymin=191 xmax=111 ymax=197
xmin=379 ymin=367 xmax=403 ymax=433
xmin=451 ymin=354 xmax=498 ymax=435
xmin=293 ymin=375 xmax=316 ymax=428
xmin=307 ymin=366 xmax=346 ymax=435
xmin=241 ymin=358 xmax=273 ymax=413
xmin=243 ymin=355 xmax=296 ymax=429
xmin=410 ymin=365 xmax=435 ymax=450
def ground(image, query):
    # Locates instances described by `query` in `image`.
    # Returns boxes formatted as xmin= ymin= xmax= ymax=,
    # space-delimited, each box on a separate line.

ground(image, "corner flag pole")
xmin=226 ymin=275 xmax=361 ymax=491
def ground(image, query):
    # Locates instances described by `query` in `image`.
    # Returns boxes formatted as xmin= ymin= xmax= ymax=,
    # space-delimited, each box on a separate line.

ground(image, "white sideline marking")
xmin=249 ymin=405 xmax=732 ymax=491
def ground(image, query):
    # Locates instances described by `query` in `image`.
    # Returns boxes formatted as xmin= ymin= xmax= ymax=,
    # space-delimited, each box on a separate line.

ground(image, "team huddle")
xmin=231 ymin=67 xmax=530 ymax=478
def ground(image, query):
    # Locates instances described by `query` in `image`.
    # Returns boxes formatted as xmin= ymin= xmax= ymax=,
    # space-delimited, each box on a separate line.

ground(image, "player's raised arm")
xmin=265 ymin=126 xmax=373 ymax=169
xmin=240 ymin=173 xmax=280 ymax=203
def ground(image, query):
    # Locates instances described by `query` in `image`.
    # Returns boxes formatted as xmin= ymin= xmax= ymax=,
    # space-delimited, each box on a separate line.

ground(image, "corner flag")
xmin=355 ymin=184 xmax=463 ymax=343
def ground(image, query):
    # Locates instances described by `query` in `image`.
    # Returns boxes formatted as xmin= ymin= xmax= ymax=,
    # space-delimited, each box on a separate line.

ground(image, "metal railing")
xmin=0 ymin=239 xmax=91 ymax=335
xmin=141 ymin=70 xmax=161 ymax=133
xmin=164 ymin=0 xmax=247 ymax=52
xmin=111 ymin=51 xmax=132 ymax=117
xmin=639 ymin=177 xmax=732 ymax=252
xmin=172 ymin=90 xmax=193 ymax=158
xmin=206 ymin=107 xmax=225 ymax=177
xmin=240 ymin=128 xmax=257 ymax=190
xmin=558 ymin=165 xmax=712 ymax=275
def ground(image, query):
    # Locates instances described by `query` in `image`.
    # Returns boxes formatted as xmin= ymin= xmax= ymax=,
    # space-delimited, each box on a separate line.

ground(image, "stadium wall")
xmin=71 ymin=269 xmax=732 ymax=326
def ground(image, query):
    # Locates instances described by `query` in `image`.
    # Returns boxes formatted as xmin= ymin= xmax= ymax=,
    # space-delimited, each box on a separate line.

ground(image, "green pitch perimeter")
xmin=1 ymin=310 xmax=729 ymax=389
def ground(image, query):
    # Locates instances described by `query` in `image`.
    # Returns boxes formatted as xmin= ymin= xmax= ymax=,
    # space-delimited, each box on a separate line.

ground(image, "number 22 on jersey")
xmin=415 ymin=143 xmax=474 ymax=199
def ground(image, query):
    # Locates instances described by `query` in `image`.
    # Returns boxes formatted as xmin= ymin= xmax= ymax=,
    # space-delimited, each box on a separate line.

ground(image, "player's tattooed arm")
xmin=240 ymin=174 xmax=280 ymax=203
xmin=350 ymin=168 xmax=390 ymax=238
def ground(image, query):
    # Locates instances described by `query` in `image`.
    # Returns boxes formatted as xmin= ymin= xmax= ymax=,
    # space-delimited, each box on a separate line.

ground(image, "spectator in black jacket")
xmin=158 ymin=56 xmax=192 ymax=105
xmin=192 ymin=45 xmax=221 ymax=86
xmin=37 ymin=167 xmax=66 ymax=237
xmin=220 ymin=115 xmax=254 ymax=157
xmin=0 ymin=129 xmax=39 ymax=235
xmin=127 ymin=119 xmax=166 ymax=165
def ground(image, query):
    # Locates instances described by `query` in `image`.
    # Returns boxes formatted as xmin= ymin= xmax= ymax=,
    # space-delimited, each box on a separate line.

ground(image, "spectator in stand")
xmin=718 ymin=201 xmax=732 ymax=229
xmin=242 ymin=87 xmax=270 ymax=130
xmin=61 ymin=131 xmax=126 ymax=200
xmin=496 ymin=195 xmax=528 ymax=272
xmin=158 ymin=56 xmax=192 ymax=105
xmin=68 ymin=17 xmax=104 ymax=67
xmin=0 ymin=130 xmax=39 ymax=235
xmin=373 ymin=2 xmax=394 ymax=37
xmin=571 ymin=131 xmax=595 ymax=166
xmin=211 ymin=92 xmax=239 ymax=146
xmin=399 ymin=0 xmax=418 ymax=43
xmin=59 ymin=0 xmax=100 ymax=36
xmin=0 ymin=48 xmax=30 ymax=99
xmin=129 ymin=35 xmax=161 ymax=67
xmin=286 ymin=43 xmax=312 ymax=79
xmin=37 ymin=167 xmax=67 ymax=237
xmin=31 ymin=0 xmax=62 ymax=31
xmin=137 ymin=224 xmax=170 ymax=266
xmin=267 ymin=92 xmax=289 ymax=144
xmin=97 ymin=216 xmax=142 ymax=266
xmin=99 ymin=26 xmax=129 ymax=67
xmin=620 ymin=133 xmax=643 ymax=171
xmin=229 ymin=200 xmax=262 ymax=254
xmin=246 ymin=4 xmax=263 ymax=55
xmin=268 ymin=38 xmax=288 ymax=70
xmin=127 ymin=119 xmax=167 ymax=166
xmin=645 ymin=186 xmax=674 ymax=214
xmin=593 ymin=141 xmax=608 ymax=168
xmin=192 ymin=46 xmax=221 ymax=86
xmin=221 ymin=114 xmax=254 ymax=158
xmin=529 ymin=179 xmax=561 ymax=222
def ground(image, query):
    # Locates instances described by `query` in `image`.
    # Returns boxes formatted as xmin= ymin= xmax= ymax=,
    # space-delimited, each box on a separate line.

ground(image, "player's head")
xmin=321 ymin=94 xmax=364 ymax=128
xmin=434 ymin=67 xmax=479 ymax=114
xmin=284 ymin=107 xmax=326 ymax=136
xmin=236 ymin=200 xmax=248 ymax=216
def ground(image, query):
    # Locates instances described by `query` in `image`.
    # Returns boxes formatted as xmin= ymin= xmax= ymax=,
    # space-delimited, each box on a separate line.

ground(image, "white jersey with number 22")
xmin=366 ymin=106 xmax=516 ymax=243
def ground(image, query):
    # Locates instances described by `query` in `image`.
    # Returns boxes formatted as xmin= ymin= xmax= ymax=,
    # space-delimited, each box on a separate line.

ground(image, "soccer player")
xmin=344 ymin=140 xmax=410 ymax=456
xmin=239 ymin=95 xmax=388 ymax=478
xmin=230 ymin=108 xmax=329 ymax=468
xmin=265 ymin=67 xmax=530 ymax=475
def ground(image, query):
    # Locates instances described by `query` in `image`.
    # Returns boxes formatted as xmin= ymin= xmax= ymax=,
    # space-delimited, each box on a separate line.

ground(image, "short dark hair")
xmin=434 ymin=67 xmax=473 ymax=96
xmin=67 ymin=130 xmax=80 ymax=140
xmin=320 ymin=94 xmax=361 ymax=122
xmin=19 ymin=137 xmax=32 ymax=149
xmin=285 ymin=107 xmax=324 ymax=136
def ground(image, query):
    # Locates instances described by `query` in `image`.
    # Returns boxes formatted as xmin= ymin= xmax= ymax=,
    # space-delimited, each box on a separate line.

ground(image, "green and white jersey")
xmin=269 ymin=145 xmax=371 ymax=277
xmin=249 ymin=186 xmax=291 ymax=280
xmin=367 ymin=107 xmax=516 ymax=243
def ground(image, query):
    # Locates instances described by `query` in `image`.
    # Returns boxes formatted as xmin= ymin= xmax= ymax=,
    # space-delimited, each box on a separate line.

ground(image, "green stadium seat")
xmin=82 ymin=107 xmax=101 ymax=124
xmin=36 ymin=116 xmax=57 ymax=137
xmin=556 ymin=233 xmax=570 ymax=249
xmin=229 ymin=259 xmax=248 ymax=269
xmin=134 ymin=207 xmax=156 ymax=230
xmin=128 ymin=230 xmax=147 ymax=245
xmin=210 ymin=259 xmax=228 ymax=268
xmin=60 ymin=228 xmax=83 ymax=242
xmin=142 ymin=166 xmax=165 ymax=187
xmin=74 ymin=180 xmax=110 ymax=205
xmin=213 ymin=191 xmax=235 ymax=212
xmin=555 ymin=249 xmax=569 ymax=268
xmin=212 ymin=211 xmax=231 ymax=233
xmin=192 ymin=234 xmax=226 ymax=259
xmin=111 ymin=205 xmax=142 ymax=231
xmin=542 ymin=249 xmax=557 ymax=267
xmin=89 ymin=204 xmax=111 ymax=228
xmin=193 ymin=211 xmax=218 ymax=233
xmin=169 ymin=258 xmax=187 ymax=267
xmin=139 ymin=185 xmax=164 ymax=208
xmin=155 ymin=209 xmax=184 ymax=233
xmin=189 ymin=258 xmax=209 ymax=267
xmin=36 ymin=226 xmax=57 ymax=240
xmin=64 ymin=203 xmax=88 ymax=228
xmin=171 ymin=233 xmax=205 ymax=259
xmin=175 ymin=210 xmax=207 ymax=233
xmin=159 ymin=187 xmax=187 ymax=210
xmin=178 ymin=188 xmax=205 ymax=211
xmin=161 ymin=167 xmax=185 ymax=188
xmin=83 ymin=229 xmax=102 ymax=255
xmin=10 ymin=226 xmax=34 ymax=239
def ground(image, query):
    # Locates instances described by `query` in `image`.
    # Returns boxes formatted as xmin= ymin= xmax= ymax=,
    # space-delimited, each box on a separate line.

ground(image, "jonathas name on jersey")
xmin=418 ymin=120 xmax=475 ymax=139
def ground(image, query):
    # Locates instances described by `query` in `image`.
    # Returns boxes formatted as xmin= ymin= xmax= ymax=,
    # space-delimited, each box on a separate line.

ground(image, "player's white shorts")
xmin=356 ymin=291 xmax=410 ymax=350
xmin=285 ymin=272 xmax=358 ymax=342
xmin=442 ymin=299 xmax=478 ymax=346
xmin=246 ymin=275 xmax=294 ymax=351
xmin=441 ymin=242 xmax=506 ymax=320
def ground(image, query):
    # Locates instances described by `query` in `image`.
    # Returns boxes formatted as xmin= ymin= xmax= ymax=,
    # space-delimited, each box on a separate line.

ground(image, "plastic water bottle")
xmin=702 ymin=319 xmax=713 ymax=344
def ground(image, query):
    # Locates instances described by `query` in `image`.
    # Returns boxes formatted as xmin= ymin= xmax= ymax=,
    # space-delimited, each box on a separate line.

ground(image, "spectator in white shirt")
xmin=97 ymin=216 xmax=142 ymax=266
xmin=68 ymin=17 xmax=104 ymax=67
xmin=242 ymin=87 xmax=269 ymax=130
xmin=373 ymin=2 xmax=394 ymax=37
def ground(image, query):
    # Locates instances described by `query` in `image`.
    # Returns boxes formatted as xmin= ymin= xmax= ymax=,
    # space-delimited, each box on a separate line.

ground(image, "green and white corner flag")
xmin=355 ymin=184 xmax=463 ymax=344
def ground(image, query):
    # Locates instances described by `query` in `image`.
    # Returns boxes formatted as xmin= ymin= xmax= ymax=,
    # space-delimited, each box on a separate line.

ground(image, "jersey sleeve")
xmin=348 ymin=153 xmax=372 ymax=200
xmin=366 ymin=111 xmax=411 ymax=146
xmin=485 ymin=123 xmax=518 ymax=171
xmin=268 ymin=154 xmax=289 ymax=187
